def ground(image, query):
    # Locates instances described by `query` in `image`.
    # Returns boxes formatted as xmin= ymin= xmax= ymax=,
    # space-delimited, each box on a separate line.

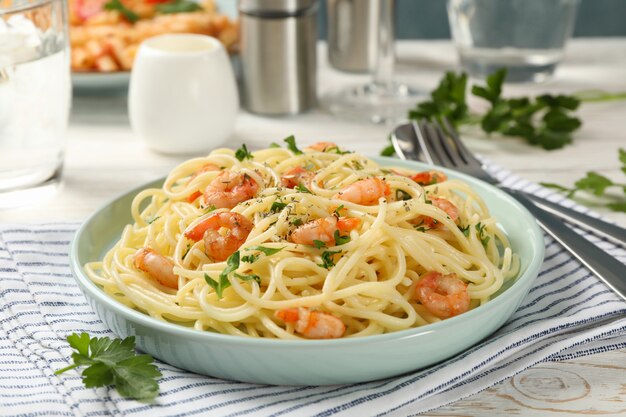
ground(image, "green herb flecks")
xmin=396 ymin=189 xmax=412 ymax=201
xmin=104 ymin=0 xmax=139 ymax=22
xmin=147 ymin=216 xmax=160 ymax=224
xmin=333 ymin=230 xmax=351 ymax=246
xmin=55 ymin=333 xmax=161 ymax=401
xmin=156 ymin=0 xmax=202 ymax=14
xmin=234 ymin=144 xmax=254 ymax=161
xmin=295 ymin=184 xmax=312 ymax=194
xmin=270 ymin=200 xmax=288 ymax=213
xmin=312 ymin=240 xmax=327 ymax=249
xmin=475 ymin=222 xmax=490 ymax=247
xmin=284 ymin=135 xmax=302 ymax=155
xmin=319 ymin=250 xmax=341 ymax=269
xmin=247 ymin=246 xmax=284 ymax=256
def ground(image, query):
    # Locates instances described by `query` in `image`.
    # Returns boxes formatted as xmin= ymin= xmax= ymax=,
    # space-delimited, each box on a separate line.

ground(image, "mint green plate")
xmin=69 ymin=157 xmax=544 ymax=385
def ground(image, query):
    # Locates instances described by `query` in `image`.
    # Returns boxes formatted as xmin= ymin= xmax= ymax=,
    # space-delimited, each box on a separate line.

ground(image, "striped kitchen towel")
xmin=1 ymin=164 xmax=625 ymax=417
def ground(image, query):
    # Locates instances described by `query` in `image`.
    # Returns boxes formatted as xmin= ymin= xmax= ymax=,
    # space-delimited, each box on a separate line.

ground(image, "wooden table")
xmin=3 ymin=39 xmax=626 ymax=415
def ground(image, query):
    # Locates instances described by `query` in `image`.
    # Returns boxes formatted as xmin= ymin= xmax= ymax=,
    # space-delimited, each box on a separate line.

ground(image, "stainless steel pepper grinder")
xmin=239 ymin=0 xmax=318 ymax=115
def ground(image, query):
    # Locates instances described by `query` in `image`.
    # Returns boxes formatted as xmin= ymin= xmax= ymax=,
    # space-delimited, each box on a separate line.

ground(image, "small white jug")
xmin=129 ymin=34 xmax=238 ymax=155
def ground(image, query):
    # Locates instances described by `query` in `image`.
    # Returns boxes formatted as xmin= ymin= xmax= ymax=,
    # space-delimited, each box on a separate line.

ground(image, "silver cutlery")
xmin=391 ymin=120 xmax=626 ymax=301
xmin=391 ymin=122 xmax=626 ymax=247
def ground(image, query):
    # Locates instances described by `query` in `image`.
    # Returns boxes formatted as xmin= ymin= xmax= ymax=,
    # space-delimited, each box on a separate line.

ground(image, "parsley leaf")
xmin=318 ymin=250 xmax=341 ymax=269
xmin=409 ymin=71 xmax=469 ymax=128
xmin=380 ymin=137 xmax=396 ymax=157
xmin=147 ymin=216 xmax=160 ymax=224
xmin=458 ymin=224 xmax=470 ymax=236
xmin=233 ymin=273 xmax=261 ymax=284
xmin=283 ymin=135 xmax=302 ymax=155
xmin=234 ymin=144 xmax=253 ymax=161
xmin=269 ymin=142 xmax=281 ymax=148
xmin=540 ymin=149 xmax=626 ymax=212
xmin=103 ymin=0 xmax=139 ymax=22
xmin=241 ymin=254 xmax=260 ymax=263
xmin=270 ymin=200 xmax=288 ymax=213
xmin=156 ymin=0 xmax=202 ymax=14
xmin=333 ymin=205 xmax=345 ymax=216
xmin=55 ymin=333 xmax=161 ymax=401
xmin=247 ymin=246 xmax=284 ymax=256
xmin=333 ymin=230 xmax=351 ymax=246
xmin=295 ymin=184 xmax=312 ymax=194
xmin=400 ymin=68 xmax=583 ymax=152
xmin=312 ymin=240 xmax=327 ymax=249
xmin=396 ymin=189 xmax=412 ymax=201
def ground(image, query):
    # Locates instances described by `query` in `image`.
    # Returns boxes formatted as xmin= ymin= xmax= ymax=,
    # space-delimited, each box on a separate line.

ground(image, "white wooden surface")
xmin=2 ymin=39 xmax=626 ymax=415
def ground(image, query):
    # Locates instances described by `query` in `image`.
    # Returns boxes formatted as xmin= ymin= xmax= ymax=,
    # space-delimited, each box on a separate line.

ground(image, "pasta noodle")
xmin=85 ymin=141 xmax=519 ymax=339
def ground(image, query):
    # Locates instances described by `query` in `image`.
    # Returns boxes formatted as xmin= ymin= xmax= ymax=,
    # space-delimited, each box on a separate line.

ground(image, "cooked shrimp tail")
xmin=275 ymin=307 xmax=346 ymax=339
xmin=134 ymin=247 xmax=179 ymax=289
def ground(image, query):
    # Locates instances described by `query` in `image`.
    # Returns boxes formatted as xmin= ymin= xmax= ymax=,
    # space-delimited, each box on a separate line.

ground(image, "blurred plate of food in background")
xmin=70 ymin=0 xmax=238 ymax=91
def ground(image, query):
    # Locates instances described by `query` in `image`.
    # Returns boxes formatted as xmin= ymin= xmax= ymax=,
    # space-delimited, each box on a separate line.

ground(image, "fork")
xmin=393 ymin=119 xmax=626 ymax=301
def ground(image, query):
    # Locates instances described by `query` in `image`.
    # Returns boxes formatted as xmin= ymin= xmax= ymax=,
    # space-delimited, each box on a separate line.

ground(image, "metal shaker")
xmin=327 ymin=0 xmax=381 ymax=72
xmin=239 ymin=0 xmax=318 ymax=115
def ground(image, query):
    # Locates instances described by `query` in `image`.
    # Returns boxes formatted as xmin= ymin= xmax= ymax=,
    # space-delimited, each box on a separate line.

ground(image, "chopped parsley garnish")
xmin=147 ymin=216 xmax=160 ymax=224
xmin=269 ymin=142 xmax=281 ymax=148
xmin=156 ymin=0 xmax=202 ymax=14
xmin=414 ymin=226 xmax=427 ymax=232
xmin=233 ymin=273 xmax=261 ymax=284
xmin=458 ymin=224 xmax=470 ymax=236
xmin=241 ymin=254 xmax=259 ymax=263
xmin=247 ymin=246 xmax=284 ymax=256
xmin=270 ymin=200 xmax=288 ymax=213
xmin=334 ymin=230 xmax=351 ymax=246
xmin=295 ymin=184 xmax=312 ymax=194
xmin=291 ymin=218 xmax=303 ymax=227
xmin=55 ymin=333 xmax=161 ymax=400
xmin=204 ymin=205 xmax=217 ymax=214
xmin=283 ymin=135 xmax=302 ymax=155
xmin=205 ymin=251 xmax=241 ymax=298
xmin=351 ymin=160 xmax=364 ymax=170
xmin=319 ymin=250 xmax=341 ymax=269
xmin=475 ymin=222 xmax=490 ymax=247
xmin=235 ymin=144 xmax=254 ymax=161
xmin=312 ymin=240 xmax=327 ymax=249
xmin=103 ymin=0 xmax=139 ymax=22
xmin=182 ymin=243 xmax=191 ymax=260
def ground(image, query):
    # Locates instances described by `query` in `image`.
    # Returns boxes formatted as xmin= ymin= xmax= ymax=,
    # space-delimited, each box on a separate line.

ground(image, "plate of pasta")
xmin=70 ymin=139 xmax=544 ymax=385
xmin=70 ymin=0 xmax=237 ymax=89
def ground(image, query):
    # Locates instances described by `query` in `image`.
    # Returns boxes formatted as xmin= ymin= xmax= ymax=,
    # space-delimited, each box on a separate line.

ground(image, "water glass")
xmin=447 ymin=0 xmax=579 ymax=82
xmin=0 ymin=0 xmax=71 ymax=206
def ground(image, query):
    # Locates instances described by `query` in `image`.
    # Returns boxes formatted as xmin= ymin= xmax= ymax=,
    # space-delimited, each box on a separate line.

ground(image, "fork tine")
xmin=441 ymin=117 xmax=481 ymax=167
xmin=418 ymin=121 xmax=450 ymax=166
xmin=413 ymin=120 xmax=438 ymax=165
xmin=431 ymin=120 xmax=466 ymax=168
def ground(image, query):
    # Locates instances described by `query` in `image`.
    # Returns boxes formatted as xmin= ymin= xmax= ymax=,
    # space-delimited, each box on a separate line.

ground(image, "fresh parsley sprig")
xmin=103 ymin=0 xmax=139 ymax=23
xmin=406 ymin=69 xmax=582 ymax=150
xmin=235 ymin=144 xmax=253 ymax=161
xmin=284 ymin=135 xmax=302 ymax=155
xmin=55 ymin=333 xmax=161 ymax=401
xmin=541 ymin=148 xmax=626 ymax=212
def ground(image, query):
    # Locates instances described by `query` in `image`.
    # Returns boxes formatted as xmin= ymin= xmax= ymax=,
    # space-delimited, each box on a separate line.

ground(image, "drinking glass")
xmin=447 ymin=0 xmax=579 ymax=82
xmin=0 ymin=0 xmax=71 ymax=207
xmin=322 ymin=0 xmax=420 ymax=124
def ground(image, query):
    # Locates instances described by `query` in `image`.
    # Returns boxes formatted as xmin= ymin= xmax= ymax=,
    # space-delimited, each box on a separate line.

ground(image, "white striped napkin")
xmin=1 ymin=164 xmax=626 ymax=417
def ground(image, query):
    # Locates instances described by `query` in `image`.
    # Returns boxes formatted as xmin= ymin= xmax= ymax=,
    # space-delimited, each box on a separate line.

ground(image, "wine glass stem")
xmin=373 ymin=0 xmax=395 ymax=90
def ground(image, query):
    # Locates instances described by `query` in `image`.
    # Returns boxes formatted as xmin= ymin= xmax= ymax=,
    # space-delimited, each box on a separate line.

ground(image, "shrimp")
xmin=184 ymin=212 xmax=253 ymax=262
xmin=203 ymin=170 xmax=259 ymax=209
xmin=414 ymin=197 xmax=459 ymax=228
xmin=414 ymin=271 xmax=470 ymax=319
xmin=281 ymin=166 xmax=316 ymax=189
xmin=306 ymin=142 xmax=339 ymax=152
xmin=133 ymin=248 xmax=179 ymax=290
xmin=186 ymin=163 xmax=220 ymax=203
xmin=409 ymin=170 xmax=447 ymax=186
xmin=289 ymin=216 xmax=360 ymax=245
xmin=333 ymin=177 xmax=390 ymax=206
xmin=275 ymin=307 xmax=346 ymax=339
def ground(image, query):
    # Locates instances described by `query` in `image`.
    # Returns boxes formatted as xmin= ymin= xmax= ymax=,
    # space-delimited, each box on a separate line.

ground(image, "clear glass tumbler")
xmin=447 ymin=0 xmax=579 ymax=82
xmin=0 ymin=0 xmax=71 ymax=206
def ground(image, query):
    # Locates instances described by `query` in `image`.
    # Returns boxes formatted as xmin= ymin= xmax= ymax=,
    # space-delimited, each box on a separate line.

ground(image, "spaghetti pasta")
xmin=85 ymin=140 xmax=519 ymax=339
